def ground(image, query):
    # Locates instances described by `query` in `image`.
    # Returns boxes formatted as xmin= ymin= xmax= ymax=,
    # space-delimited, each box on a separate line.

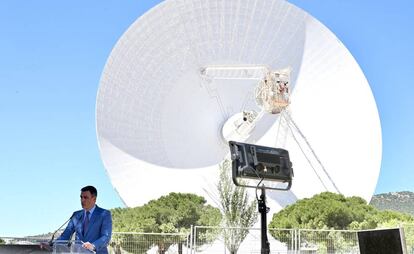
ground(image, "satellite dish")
xmin=96 ymin=0 xmax=381 ymax=208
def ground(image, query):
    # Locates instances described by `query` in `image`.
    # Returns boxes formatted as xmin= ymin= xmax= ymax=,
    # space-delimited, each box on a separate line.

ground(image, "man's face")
xmin=80 ymin=191 xmax=96 ymax=210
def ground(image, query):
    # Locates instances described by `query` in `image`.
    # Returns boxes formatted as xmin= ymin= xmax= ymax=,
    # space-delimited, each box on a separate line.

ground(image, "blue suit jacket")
xmin=58 ymin=206 xmax=112 ymax=254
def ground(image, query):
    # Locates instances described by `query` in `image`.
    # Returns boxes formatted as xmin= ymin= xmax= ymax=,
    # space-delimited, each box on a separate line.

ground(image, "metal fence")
xmin=191 ymin=227 xmax=360 ymax=254
xmin=402 ymin=224 xmax=414 ymax=254
xmin=110 ymin=232 xmax=190 ymax=254
xmin=192 ymin=226 xmax=296 ymax=253
xmin=297 ymin=229 xmax=359 ymax=254
xmin=3 ymin=225 xmax=414 ymax=253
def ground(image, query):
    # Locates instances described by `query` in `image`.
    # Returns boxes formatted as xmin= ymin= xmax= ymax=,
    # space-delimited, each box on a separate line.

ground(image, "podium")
xmin=53 ymin=240 xmax=94 ymax=254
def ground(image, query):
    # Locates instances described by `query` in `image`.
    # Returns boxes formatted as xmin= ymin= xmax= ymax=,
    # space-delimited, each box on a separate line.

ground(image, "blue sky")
xmin=0 ymin=0 xmax=413 ymax=237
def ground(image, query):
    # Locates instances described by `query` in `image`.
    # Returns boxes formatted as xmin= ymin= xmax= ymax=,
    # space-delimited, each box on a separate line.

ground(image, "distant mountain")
xmin=370 ymin=191 xmax=414 ymax=216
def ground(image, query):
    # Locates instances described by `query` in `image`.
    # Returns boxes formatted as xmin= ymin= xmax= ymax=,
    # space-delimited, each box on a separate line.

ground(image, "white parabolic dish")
xmin=96 ymin=0 xmax=382 ymax=209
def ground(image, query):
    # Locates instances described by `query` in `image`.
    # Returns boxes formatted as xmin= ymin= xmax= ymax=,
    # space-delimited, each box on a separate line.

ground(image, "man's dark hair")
xmin=81 ymin=185 xmax=98 ymax=197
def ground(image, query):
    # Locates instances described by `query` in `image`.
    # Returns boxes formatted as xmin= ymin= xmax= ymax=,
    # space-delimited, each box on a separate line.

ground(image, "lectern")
xmin=53 ymin=240 xmax=94 ymax=254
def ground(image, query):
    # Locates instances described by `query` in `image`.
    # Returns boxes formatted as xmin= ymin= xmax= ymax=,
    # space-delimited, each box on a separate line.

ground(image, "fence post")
xmin=193 ymin=225 xmax=198 ymax=254
xmin=189 ymin=225 xmax=193 ymax=254
xmin=294 ymin=229 xmax=297 ymax=254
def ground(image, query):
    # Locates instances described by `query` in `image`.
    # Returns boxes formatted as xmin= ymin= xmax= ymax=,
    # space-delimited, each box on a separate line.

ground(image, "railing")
xmin=0 ymin=236 xmax=46 ymax=244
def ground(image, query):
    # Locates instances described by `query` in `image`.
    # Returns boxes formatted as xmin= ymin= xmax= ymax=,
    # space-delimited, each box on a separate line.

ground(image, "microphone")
xmin=49 ymin=212 xmax=75 ymax=246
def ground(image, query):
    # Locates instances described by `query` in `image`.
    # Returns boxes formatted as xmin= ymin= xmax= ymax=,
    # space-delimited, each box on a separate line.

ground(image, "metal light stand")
xmin=258 ymin=186 xmax=270 ymax=254
xmin=229 ymin=141 xmax=294 ymax=254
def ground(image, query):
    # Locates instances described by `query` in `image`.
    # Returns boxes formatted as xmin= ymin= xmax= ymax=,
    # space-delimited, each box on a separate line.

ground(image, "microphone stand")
xmin=49 ymin=213 xmax=74 ymax=246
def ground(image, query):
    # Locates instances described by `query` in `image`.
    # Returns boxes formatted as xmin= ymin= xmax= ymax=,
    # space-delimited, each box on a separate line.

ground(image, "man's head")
xmin=80 ymin=185 xmax=97 ymax=211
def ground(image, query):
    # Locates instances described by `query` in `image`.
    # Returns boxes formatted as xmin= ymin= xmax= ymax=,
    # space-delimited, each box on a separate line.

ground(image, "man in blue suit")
xmin=57 ymin=185 xmax=112 ymax=254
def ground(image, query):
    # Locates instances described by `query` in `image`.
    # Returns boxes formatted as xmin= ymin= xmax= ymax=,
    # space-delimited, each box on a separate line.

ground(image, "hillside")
xmin=370 ymin=191 xmax=414 ymax=216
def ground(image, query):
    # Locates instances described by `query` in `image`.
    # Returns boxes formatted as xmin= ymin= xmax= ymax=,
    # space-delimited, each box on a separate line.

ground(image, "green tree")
xmin=269 ymin=192 xmax=414 ymax=253
xmin=217 ymin=160 xmax=258 ymax=254
xmin=111 ymin=192 xmax=221 ymax=254
xmin=0 ymin=238 xmax=4 ymax=245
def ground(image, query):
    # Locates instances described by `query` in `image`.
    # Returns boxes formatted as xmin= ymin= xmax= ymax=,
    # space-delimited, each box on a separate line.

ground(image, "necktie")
xmin=83 ymin=211 xmax=90 ymax=233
